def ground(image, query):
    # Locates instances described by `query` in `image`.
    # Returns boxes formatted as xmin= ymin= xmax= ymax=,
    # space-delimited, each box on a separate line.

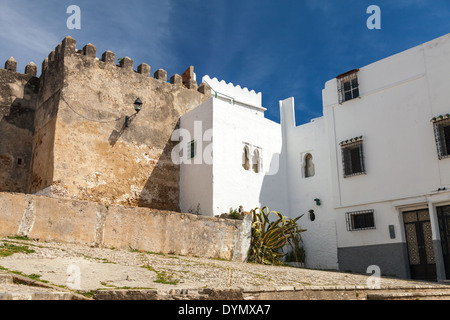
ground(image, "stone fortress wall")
xmin=0 ymin=37 xmax=251 ymax=262
xmin=0 ymin=36 xmax=211 ymax=211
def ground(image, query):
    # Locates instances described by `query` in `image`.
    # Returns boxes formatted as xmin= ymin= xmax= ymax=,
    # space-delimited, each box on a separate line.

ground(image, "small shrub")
xmin=7 ymin=235 xmax=31 ymax=241
xmin=0 ymin=243 xmax=35 ymax=257
xmin=229 ymin=207 xmax=240 ymax=220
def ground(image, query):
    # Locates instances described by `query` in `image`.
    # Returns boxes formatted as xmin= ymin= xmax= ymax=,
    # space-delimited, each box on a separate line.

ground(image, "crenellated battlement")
xmin=0 ymin=36 xmax=213 ymax=209
xmin=2 ymin=36 xmax=211 ymax=95
xmin=43 ymin=36 xmax=210 ymax=95
xmin=2 ymin=56 xmax=38 ymax=77
xmin=202 ymin=75 xmax=263 ymax=110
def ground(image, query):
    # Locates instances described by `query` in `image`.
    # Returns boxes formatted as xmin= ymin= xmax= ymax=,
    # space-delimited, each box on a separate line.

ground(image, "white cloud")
xmin=0 ymin=1 xmax=60 ymax=55
xmin=0 ymin=0 xmax=178 ymax=73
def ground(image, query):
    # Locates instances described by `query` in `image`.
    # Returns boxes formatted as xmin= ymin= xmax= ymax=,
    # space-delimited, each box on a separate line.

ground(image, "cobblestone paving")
xmin=0 ymin=237 xmax=448 ymax=297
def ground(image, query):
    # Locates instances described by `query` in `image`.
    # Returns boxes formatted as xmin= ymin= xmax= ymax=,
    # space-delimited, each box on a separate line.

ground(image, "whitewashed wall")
xmin=179 ymin=96 xmax=285 ymax=217
xmin=280 ymin=98 xmax=338 ymax=270
xmin=179 ymin=99 xmax=214 ymax=216
xmin=211 ymin=98 xmax=286 ymax=216
xmin=180 ymin=34 xmax=450 ymax=274
xmin=202 ymin=75 xmax=265 ymax=116
xmin=322 ymin=34 xmax=450 ymax=251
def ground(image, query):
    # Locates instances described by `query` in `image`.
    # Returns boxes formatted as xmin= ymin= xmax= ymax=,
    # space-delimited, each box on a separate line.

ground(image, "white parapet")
xmin=202 ymin=75 xmax=265 ymax=114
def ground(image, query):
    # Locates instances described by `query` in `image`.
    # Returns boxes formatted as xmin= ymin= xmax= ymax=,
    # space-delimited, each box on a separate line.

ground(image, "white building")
xmin=178 ymin=34 xmax=450 ymax=281
xmin=178 ymin=76 xmax=285 ymax=218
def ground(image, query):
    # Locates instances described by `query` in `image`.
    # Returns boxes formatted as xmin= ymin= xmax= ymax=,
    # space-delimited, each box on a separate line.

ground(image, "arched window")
xmin=304 ymin=153 xmax=315 ymax=178
xmin=242 ymin=145 xmax=250 ymax=171
xmin=252 ymin=149 xmax=261 ymax=173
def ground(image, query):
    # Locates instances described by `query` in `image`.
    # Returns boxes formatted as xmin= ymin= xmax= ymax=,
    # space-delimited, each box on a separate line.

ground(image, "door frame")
xmin=435 ymin=203 xmax=450 ymax=280
xmin=401 ymin=208 xmax=438 ymax=281
xmin=398 ymin=201 xmax=450 ymax=282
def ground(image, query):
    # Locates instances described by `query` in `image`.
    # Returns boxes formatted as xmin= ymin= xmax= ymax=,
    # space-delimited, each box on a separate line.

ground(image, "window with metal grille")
xmin=346 ymin=210 xmax=375 ymax=231
xmin=432 ymin=116 xmax=450 ymax=160
xmin=340 ymin=137 xmax=365 ymax=178
xmin=337 ymin=69 xmax=360 ymax=104
xmin=187 ymin=140 xmax=196 ymax=160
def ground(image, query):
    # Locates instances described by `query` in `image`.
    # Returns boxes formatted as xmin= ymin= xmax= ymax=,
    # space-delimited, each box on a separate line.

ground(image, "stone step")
xmin=92 ymin=288 xmax=244 ymax=300
xmin=2 ymin=273 xmax=91 ymax=300
xmin=0 ymin=274 xmax=13 ymax=285
xmin=0 ymin=291 xmax=76 ymax=300
xmin=367 ymin=291 xmax=450 ymax=300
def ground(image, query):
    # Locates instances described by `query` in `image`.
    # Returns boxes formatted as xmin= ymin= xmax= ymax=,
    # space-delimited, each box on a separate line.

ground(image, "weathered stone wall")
xmin=39 ymin=37 xmax=210 ymax=211
xmin=29 ymin=38 xmax=74 ymax=195
xmin=52 ymin=38 xmax=209 ymax=211
xmin=0 ymin=61 xmax=39 ymax=193
xmin=0 ymin=192 xmax=251 ymax=262
xmin=1 ymin=36 xmax=212 ymax=212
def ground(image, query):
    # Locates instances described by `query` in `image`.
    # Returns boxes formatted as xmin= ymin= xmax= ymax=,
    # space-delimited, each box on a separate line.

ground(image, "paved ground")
xmin=0 ymin=237 xmax=448 ymax=300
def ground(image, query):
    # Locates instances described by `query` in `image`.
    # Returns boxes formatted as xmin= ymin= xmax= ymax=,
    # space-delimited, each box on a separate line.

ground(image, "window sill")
xmin=348 ymin=227 xmax=376 ymax=232
xmin=339 ymin=96 xmax=362 ymax=105
xmin=343 ymin=171 xmax=367 ymax=179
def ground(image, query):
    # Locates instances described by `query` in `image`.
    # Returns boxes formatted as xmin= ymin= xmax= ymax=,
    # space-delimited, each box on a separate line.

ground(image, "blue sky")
xmin=1 ymin=0 xmax=450 ymax=125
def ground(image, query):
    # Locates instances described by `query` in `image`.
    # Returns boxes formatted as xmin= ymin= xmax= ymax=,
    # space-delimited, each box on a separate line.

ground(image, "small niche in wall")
xmin=242 ymin=145 xmax=250 ymax=171
xmin=17 ymin=157 xmax=24 ymax=166
xmin=303 ymin=153 xmax=315 ymax=178
xmin=252 ymin=148 xmax=261 ymax=173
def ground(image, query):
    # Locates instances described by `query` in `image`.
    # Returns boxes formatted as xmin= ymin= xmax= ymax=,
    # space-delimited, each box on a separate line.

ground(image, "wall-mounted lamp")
xmin=125 ymin=98 xmax=143 ymax=127
xmin=309 ymin=209 xmax=316 ymax=222
xmin=314 ymin=198 xmax=321 ymax=206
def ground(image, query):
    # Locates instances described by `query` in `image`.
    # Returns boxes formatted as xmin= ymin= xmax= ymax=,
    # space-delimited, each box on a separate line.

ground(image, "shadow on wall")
xmin=258 ymin=137 xmax=289 ymax=217
xmin=108 ymin=119 xmax=127 ymax=147
xmin=0 ymin=77 xmax=39 ymax=193
xmin=137 ymin=123 xmax=181 ymax=212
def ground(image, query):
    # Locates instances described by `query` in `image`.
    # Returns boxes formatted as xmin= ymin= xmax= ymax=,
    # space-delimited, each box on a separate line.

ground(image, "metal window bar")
xmin=342 ymin=148 xmax=352 ymax=177
xmin=359 ymin=142 xmax=366 ymax=174
xmin=445 ymin=126 xmax=450 ymax=155
xmin=434 ymin=119 xmax=450 ymax=160
xmin=341 ymin=141 xmax=366 ymax=178
xmin=338 ymin=72 xmax=359 ymax=104
xmin=346 ymin=210 xmax=376 ymax=231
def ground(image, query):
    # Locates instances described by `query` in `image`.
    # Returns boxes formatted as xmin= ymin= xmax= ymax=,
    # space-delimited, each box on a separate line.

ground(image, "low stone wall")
xmin=0 ymin=192 xmax=251 ymax=262
xmin=92 ymin=286 xmax=450 ymax=300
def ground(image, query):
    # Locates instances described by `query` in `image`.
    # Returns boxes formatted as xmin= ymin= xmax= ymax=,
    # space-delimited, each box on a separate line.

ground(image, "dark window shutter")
xmin=350 ymin=147 xmax=362 ymax=174
xmin=358 ymin=143 xmax=365 ymax=173
xmin=343 ymin=148 xmax=352 ymax=176
xmin=188 ymin=140 xmax=196 ymax=159
xmin=444 ymin=125 xmax=450 ymax=156
xmin=343 ymin=81 xmax=351 ymax=91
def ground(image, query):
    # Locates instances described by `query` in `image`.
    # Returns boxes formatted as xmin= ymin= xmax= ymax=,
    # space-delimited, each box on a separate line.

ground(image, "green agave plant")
xmin=248 ymin=207 xmax=306 ymax=265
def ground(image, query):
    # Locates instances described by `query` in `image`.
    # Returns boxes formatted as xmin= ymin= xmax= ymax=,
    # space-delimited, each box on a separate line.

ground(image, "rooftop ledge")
xmin=202 ymin=75 xmax=265 ymax=111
